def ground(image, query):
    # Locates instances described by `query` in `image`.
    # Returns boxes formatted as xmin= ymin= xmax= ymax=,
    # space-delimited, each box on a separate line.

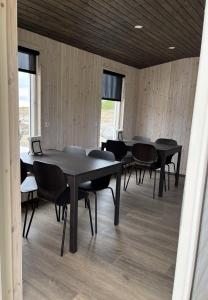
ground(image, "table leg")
xmin=115 ymin=165 xmax=122 ymax=225
xmin=158 ymin=156 xmax=166 ymax=197
xmin=68 ymin=176 xmax=79 ymax=253
xmin=175 ymin=150 xmax=182 ymax=187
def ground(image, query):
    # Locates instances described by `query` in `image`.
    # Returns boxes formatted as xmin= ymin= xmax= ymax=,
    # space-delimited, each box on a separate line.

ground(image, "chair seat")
xmin=134 ymin=161 xmax=161 ymax=170
xmin=38 ymin=186 xmax=87 ymax=206
xmin=21 ymin=176 xmax=37 ymax=193
xmin=79 ymin=181 xmax=94 ymax=191
xmin=79 ymin=179 xmax=111 ymax=192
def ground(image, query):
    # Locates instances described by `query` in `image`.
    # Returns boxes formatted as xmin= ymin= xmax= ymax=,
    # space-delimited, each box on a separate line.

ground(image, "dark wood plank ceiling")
xmin=17 ymin=0 xmax=205 ymax=69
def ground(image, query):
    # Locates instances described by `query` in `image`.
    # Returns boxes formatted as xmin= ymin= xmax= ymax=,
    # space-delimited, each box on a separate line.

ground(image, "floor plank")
xmin=22 ymin=173 xmax=183 ymax=300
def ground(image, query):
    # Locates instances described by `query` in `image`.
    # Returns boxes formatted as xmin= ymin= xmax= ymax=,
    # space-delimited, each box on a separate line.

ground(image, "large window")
xmin=18 ymin=47 xmax=39 ymax=152
xmin=100 ymin=70 xmax=125 ymax=143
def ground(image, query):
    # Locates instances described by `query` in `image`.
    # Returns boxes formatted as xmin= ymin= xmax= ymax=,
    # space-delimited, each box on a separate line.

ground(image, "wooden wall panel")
xmin=135 ymin=58 xmax=199 ymax=174
xmin=0 ymin=1 xmax=22 ymax=299
xmin=18 ymin=28 xmax=138 ymax=150
xmin=18 ymin=28 xmax=198 ymax=175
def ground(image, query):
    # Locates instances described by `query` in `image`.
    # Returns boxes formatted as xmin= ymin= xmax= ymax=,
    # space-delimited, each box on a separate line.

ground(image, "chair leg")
xmin=172 ymin=162 xmax=176 ymax=173
xmin=139 ymin=169 xmax=142 ymax=184
xmin=61 ymin=205 xmax=67 ymax=257
xmin=93 ymin=192 xmax=98 ymax=234
xmin=108 ymin=187 xmax=115 ymax=205
xmin=168 ymin=164 xmax=170 ymax=190
xmin=85 ymin=196 xmax=94 ymax=236
xmin=164 ymin=172 xmax=167 ymax=192
xmin=153 ymin=170 xmax=156 ymax=199
xmin=136 ymin=169 xmax=139 ymax=185
xmin=22 ymin=193 xmax=30 ymax=237
xmin=149 ymin=169 xmax=152 ymax=179
xmin=62 ymin=206 xmax=65 ymax=221
xmin=25 ymin=199 xmax=37 ymax=238
xmin=55 ymin=204 xmax=60 ymax=222
xmin=124 ymin=165 xmax=133 ymax=191
xmin=123 ymin=166 xmax=127 ymax=191
xmin=58 ymin=205 xmax=61 ymax=221
xmin=141 ymin=170 xmax=145 ymax=184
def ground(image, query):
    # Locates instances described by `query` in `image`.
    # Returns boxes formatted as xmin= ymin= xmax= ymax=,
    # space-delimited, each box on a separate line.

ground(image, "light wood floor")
xmin=22 ymin=173 xmax=184 ymax=300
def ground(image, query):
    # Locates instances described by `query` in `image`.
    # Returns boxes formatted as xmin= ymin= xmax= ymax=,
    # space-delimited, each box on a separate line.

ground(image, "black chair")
xmin=63 ymin=145 xmax=86 ymax=156
xmin=79 ymin=150 xmax=115 ymax=234
xmin=105 ymin=140 xmax=132 ymax=190
xmin=125 ymin=143 xmax=162 ymax=198
xmin=29 ymin=161 xmax=94 ymax=256
xmin=155 ymin=138 xmax=177 ymax=190
xmin=20 ymin=159 xmax=37 ymax=237
xmin=132 ymin=136 xmax=151 ymax=142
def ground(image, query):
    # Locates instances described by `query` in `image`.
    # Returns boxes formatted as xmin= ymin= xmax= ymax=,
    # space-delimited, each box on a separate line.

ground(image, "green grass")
xmin=101 ymin=100 xmax=114 ymax=110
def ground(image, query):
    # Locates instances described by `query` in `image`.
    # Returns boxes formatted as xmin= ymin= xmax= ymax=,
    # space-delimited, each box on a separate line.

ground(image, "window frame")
xmin=99 ymin=70 xmax=125 ymax=144
xmin=18 ymin=46 xmax=40 ymax=151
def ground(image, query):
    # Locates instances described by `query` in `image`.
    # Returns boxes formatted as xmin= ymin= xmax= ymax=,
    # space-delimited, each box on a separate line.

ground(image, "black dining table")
xmin=21 ymin=149 xmax=122 ymax=253
xmin=101 ymin=140 xmax=182 ymax=197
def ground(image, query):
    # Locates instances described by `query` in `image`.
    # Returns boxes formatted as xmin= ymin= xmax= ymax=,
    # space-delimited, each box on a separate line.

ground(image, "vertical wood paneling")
xmin=135 ymin=58 xmax=199 ymax=174
xmin=0 ymin=1 xmax=22 ymax=299
xmin=6 ymin=1 xmax=22 ymax=299
xmin=18 ymin=28 xmax=138 ymax=150
xmin=18 ymin=29 xmax=199 ymax=174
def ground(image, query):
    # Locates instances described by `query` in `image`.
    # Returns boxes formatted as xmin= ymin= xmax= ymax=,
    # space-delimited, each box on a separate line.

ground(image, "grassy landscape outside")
xmin=19 ymin=71 xmax=30 ymax=150
xmin=19 ymin=106 xmax=30 ymax=148
xmin=100 ymin=99 xmax=116 ymax=143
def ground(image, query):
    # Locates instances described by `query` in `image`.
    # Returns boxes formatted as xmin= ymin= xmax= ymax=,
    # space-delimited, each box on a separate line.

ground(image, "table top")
xmin=21 ymin=149 xmax=121 ymax=176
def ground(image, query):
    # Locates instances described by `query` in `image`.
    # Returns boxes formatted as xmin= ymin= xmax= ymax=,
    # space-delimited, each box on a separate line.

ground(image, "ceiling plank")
xmin=17 ymin=0 xmax=205 ymax=68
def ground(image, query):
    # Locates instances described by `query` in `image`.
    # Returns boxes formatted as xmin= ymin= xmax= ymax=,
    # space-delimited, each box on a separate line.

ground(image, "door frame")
xmin=172 ymin=1 xmax=208 ymax=299
xmin=0 ymin=1 xmax=22 ymax=300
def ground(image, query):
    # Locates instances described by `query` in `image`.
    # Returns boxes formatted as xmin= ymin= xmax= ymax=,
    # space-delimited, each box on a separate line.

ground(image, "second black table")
xmin=101 ymin=140 xmax=182 ymax=197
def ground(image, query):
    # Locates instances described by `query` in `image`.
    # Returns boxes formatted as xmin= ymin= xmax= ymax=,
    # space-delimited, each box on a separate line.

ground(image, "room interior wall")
xmin=18 ymin=28 xmax=138 ymax=150
xmin=135 ymin=58 xmax=199 ymax=174
xmin=18 ymin=28 xmax=199 ymax=175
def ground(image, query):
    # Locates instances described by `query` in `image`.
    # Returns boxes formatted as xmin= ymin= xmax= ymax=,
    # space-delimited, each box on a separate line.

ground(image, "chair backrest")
xmin=88 ymin=150 xmax=115 ymax=190
xmin=132 ymin=136 xmax=151 ymax=142
xmin=20 ymin=159 xmax=27 ymax=184
xmin=105 ymin=140 xmax=127 ymax=161
xmin=155 ymin=138 xmax=177 ymax=164
xmin=88 ymin=149 xmax=115 ymax=161
xmin=63 ymin=145 xmax=86 ymax=156
xmin=155 ymin=138 xmax=177 ymax=145
xmin=132 ymin=143 xmax=158 ymax=165
xmin=33 ymin=161 xmax=66 ymax=203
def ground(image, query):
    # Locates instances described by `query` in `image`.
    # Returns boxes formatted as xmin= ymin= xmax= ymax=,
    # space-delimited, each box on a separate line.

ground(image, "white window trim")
xmin=99 ymin=75 xmax=125 ymax=142
xmin=19 ymin=53 xmax=41 ymax=150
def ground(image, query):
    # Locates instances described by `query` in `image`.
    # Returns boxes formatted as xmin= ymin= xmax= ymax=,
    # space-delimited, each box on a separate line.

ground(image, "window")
xmin=100 ymin=70 xmax=125 ymax=143
xmin=18 ymin=47 xmax=40 ymax=152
